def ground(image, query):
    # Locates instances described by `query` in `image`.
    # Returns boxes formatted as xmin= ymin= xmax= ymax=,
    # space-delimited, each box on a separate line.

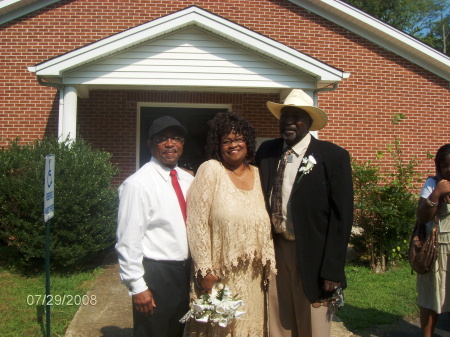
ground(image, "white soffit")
xmin=293 ymin=0 xmax=450 ymax=82
xmin=28 ymin=5 xmax=349 ymax=89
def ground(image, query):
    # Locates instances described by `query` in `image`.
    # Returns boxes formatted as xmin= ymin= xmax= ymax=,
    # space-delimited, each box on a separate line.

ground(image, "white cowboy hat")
xmin=266 ymin=89 xmax=328 ymax=131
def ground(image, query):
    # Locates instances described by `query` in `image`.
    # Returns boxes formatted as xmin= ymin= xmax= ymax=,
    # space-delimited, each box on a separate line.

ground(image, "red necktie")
xmin=170 ymin=169 xmax=187 ymax=224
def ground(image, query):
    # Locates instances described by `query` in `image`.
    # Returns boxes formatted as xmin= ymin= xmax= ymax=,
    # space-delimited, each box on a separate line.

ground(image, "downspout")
xmin=313 ymin=82 xmax=339 ymax=96
xmin=36 ymin=77 xmax=65 ymax=141
xmin=37 ymin=77 xmax=63 ymax=91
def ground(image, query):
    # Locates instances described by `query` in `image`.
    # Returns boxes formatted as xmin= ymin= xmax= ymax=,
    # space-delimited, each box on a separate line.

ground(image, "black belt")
xmin=143 ymin=257 xmax=191 ymax=267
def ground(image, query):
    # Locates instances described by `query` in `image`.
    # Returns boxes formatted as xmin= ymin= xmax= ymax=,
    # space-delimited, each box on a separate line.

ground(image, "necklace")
xmin=228 ymin=169 xmax=245 ymax=181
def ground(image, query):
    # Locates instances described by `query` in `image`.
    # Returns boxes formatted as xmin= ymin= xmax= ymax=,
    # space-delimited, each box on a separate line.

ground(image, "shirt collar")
xmin=284 ymin=133 xmax=311 ymax=156
xmin=150 ymin=157 xmax=178 ymax=181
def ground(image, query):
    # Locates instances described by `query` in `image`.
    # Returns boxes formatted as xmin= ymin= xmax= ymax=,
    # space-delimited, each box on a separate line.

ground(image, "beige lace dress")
xmin=183 ymin=159 xmax=276 ymax=337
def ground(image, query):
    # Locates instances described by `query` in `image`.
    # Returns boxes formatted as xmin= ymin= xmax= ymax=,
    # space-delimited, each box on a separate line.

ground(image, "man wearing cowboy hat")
xmin=256 ymin=89 xmax=353 ymax=337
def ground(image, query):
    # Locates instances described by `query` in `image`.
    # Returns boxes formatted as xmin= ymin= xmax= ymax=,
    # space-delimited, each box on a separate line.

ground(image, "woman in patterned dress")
xmin=416 ymin=144 xmax=450 ymax=337
xmin=183 ymin=112 xmax=275 ymax=337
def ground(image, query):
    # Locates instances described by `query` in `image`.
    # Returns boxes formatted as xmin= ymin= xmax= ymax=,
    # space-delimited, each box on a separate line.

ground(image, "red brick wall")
xmin=1 ymin=0 xmax=448 ymax=186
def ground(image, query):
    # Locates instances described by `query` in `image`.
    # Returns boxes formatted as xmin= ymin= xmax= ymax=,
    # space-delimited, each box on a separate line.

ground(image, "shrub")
xmin=351 ymin=138 xmax=420 ymax=272
xmin=0 ymin=137 xmax=119 ymax=270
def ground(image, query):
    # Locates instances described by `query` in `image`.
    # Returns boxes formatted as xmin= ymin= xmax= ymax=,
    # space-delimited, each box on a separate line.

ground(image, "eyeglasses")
xmin=221 ymin=138 xmax=245 ymax=147
xmin=154 ymin=136 xmax=185 ymax=145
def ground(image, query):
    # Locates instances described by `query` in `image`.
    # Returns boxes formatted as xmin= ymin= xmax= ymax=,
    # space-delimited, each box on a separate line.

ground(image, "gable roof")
xmin=27 ymin=6 xmax=349 ymax=94
xmin=3 ymin=0 xmax=448 ymax=83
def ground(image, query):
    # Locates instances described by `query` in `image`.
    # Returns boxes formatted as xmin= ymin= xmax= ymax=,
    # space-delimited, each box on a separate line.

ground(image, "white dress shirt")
xmin=278 ymin=133 xmax=311 ymax=237
xmin=115 ymin=157 xmax=194 ymax=295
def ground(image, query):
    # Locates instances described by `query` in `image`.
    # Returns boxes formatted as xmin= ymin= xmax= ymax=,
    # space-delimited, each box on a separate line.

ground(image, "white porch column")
xmin=61 ymin=86 xmax=78 ymax=141
xmin=58 ymin=90 xmax=64 ymax=139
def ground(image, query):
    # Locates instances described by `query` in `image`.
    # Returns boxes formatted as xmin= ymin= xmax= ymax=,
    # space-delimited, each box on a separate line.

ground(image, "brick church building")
xmin=1 ymin=0 xmax=449 ymax=184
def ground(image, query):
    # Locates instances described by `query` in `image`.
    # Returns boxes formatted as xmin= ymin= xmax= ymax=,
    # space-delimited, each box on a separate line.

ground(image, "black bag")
xmin=408 ymin=217 xmax=439 ymax=274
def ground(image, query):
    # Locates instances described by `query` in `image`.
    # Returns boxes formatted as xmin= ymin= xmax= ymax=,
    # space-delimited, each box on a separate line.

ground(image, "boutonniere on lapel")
xmin=296 ymin=154 xmax=316 ymax=183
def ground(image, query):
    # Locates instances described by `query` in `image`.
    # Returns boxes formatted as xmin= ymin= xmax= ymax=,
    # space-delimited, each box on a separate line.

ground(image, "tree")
xmin=343 ymin=0 xmax=450 ymax=52
xmin=422 ymin=14 xmax=450 ymax=55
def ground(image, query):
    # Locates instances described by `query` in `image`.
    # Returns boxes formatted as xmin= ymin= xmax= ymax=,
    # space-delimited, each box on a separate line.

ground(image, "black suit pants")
xmin=133 ymin=258 xmax=191 ymax=337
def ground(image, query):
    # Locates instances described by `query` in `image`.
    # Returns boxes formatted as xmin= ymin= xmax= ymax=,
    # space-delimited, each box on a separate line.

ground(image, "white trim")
xmin=136 ymin=102 xmax=232 ymax=169
xmin=29 ymin=6 xmax=348 ymax=84
xmin=0 ymin=0 xmax=61 ymax=26
xmin=290 ymin=0 xmax=450 ymax=81
xmin=138 ymin=102 xmax=232 ymax=109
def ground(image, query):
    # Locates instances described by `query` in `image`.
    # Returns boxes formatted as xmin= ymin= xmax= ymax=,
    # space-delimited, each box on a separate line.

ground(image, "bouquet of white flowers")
xmin=180 ymin=283 xmax=245 ymax=328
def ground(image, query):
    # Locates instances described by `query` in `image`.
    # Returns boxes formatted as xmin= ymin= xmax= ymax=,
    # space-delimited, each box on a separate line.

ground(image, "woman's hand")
xmin=417 ymin=179 xmax=450 ymax=223
xmin=434 ymin=179 xmax=450 ymax=203
xmin=197 ymin=272 xmax=220 ymax=294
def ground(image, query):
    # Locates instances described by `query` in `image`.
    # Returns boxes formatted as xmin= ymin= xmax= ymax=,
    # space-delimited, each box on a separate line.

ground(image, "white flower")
xmin=218 ymin=318 xmax=229 ymax=328
xmin=299 ymin=155 xmax=316 ymax=174
xmin=195 ymin=314 xmax=210 ymax=323
xmin=215 ymin=305 xmax=226 ymax=314
xmin=228 ymin=300 xmax=244 ymax=310
xmin=193 ymin=304 xmax=211 ymax=312
xmin=297 ymin=155 xmax=316 ymax=183
xmin=234 ymin=310 xmax=246 ymax=318
xmin=179 ymin=283 xmax=246 ymax=327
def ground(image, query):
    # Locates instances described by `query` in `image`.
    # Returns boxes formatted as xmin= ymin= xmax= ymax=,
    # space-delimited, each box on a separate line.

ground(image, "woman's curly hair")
xmin=435 ymin=143 xmax=450 ymax=178
xmin=206 ymin=111 xmax=257 ymax=163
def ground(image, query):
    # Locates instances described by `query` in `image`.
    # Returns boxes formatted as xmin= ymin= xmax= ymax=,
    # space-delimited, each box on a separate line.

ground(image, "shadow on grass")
xmin=36 ymin=305 xmax=45 ymax=336
xmin=339 ymin=305 xmax=450 ymax=337
xmin=337 ymin=305 xmax=449 ymax=336
xmin=338 ymin=303 xmax=402 ymax=331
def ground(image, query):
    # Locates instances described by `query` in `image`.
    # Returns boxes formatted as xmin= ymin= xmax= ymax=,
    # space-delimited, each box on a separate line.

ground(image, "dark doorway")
xmin=140 ymin=107 xmax=228 ymax=173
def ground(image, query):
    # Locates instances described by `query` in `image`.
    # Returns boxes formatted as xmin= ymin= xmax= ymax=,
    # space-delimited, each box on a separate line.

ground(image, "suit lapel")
xmin=291 ymin=137 xmax=320 ymax=196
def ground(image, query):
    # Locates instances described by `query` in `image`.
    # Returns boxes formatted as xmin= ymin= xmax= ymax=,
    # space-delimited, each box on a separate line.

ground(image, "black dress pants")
xmin=133 ymin=258 xmax=191 ymax=337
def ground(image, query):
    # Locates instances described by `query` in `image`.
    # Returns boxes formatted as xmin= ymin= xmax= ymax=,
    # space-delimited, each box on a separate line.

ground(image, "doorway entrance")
xmin=139 ymin=105 xmax=229 ymax=172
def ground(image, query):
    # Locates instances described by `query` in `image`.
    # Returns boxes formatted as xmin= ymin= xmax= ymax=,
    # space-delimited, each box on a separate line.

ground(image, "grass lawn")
xmin=1 ymin=254 xmax=419 ymax=336
xmin=0 ymin=264 xmax=102 ymax=336
xmin=337 ymin=260 xmax=419 ymax=331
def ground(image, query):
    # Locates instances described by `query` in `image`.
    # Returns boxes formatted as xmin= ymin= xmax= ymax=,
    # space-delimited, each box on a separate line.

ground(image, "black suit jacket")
xmin=256 ymin=136 xmax=353 ymax=302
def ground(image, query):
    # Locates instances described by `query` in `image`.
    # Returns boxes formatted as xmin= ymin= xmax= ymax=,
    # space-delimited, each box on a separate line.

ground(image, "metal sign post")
xmin=44 ymin=154 xmax=55 ymax=337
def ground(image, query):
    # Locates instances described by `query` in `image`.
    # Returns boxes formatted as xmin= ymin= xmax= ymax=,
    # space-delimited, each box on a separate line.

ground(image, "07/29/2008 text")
xmin=26 ymin=294 xmax=97 ymax=306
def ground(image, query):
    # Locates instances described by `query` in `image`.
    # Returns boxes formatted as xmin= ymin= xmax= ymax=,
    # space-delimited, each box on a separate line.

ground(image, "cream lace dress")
xmin=183 ymin=159 xmax=276 ymax=337
xmin=417 ymin=201 xmax=450 ymax=313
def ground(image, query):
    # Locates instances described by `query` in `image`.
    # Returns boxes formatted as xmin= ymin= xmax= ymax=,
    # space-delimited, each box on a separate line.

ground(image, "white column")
xmin=58 ymin=90 xmax=64 ymax=140
xmin=62 ymin=86 xmax=78 ymax=141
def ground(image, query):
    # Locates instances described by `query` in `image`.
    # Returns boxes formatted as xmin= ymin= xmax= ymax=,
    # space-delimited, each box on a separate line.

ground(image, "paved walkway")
xmin=64 ymin=251 xmax=450 ymax=337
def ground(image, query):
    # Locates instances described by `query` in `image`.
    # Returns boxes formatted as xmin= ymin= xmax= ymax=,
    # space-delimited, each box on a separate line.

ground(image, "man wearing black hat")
xmin=116 ymin=116 xmax=194 ymax=337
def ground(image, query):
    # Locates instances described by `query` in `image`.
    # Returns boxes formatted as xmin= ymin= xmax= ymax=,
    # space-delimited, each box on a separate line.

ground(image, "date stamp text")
xmin=26 ymin=294 xmax=97 ymax=306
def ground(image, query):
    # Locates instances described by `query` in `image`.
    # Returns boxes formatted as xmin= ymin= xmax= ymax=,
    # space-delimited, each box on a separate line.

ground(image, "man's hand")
xmin=132 ymin=289 xmax=156 ymax=317
xmin=323 ymin=279 xmax=341 ymax=292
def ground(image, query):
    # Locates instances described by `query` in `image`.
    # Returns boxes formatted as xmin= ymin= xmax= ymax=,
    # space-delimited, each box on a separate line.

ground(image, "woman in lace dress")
xmin=416 ymin=144 xmax=450 ymax=337
xmin=183 ymin=112 xmax=275 ymax=337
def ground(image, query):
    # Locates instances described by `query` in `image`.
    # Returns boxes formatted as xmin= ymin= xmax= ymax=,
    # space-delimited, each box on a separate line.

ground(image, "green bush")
xmin=0 ymin=137 xmax=119 ymax=270
xmin=351 ymin=138 xmax=420 ymax=272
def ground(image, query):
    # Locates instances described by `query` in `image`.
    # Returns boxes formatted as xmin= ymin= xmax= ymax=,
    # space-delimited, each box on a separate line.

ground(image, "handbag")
xmin=408 ymin=216 xmax=439 ymax=274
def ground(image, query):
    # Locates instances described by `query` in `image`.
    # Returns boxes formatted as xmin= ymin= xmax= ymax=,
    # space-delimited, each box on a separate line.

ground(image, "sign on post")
xmin=44 ymin=155 xmax=55 ymax=222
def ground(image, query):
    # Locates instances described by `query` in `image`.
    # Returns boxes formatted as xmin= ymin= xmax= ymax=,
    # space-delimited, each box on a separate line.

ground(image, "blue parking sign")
xmin=44 ymin=154 xmax=55 ymax=222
